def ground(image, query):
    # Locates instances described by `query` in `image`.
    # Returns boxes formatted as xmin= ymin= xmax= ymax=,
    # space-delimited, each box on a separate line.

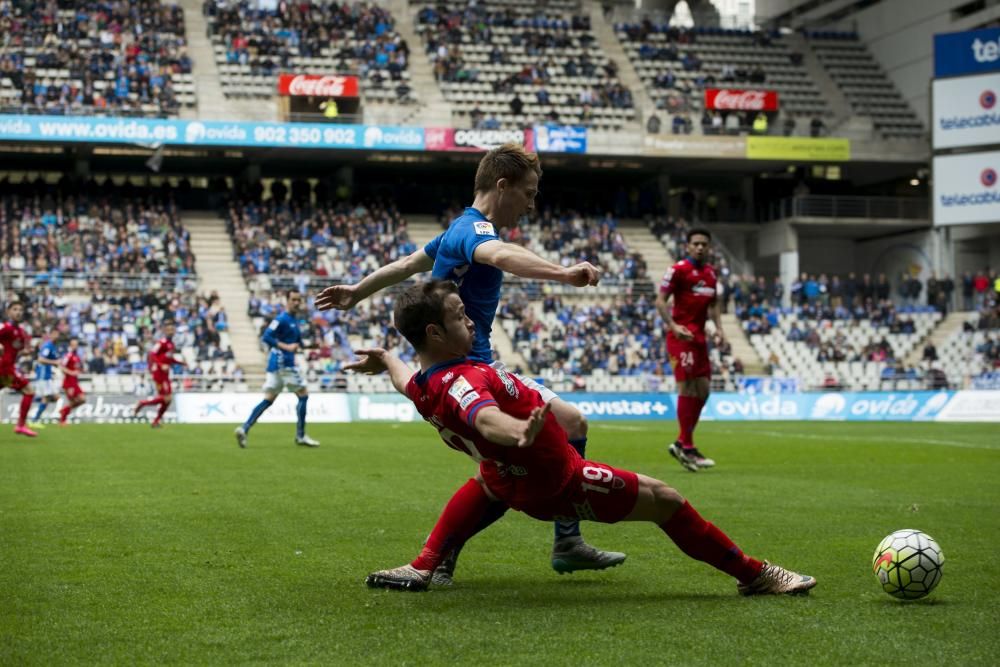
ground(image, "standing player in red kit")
xmin=58 ymin=338 xmax=86 ymax=425
xmin=0 ymin=300 xmax=38 ymax=437
xmin=347 ymin=280 xmax=816 ymax=596
xmin=655 ymin=228 xmax=724 ymax=472
xmin=133 ymin=320 xmax=186 ymax=427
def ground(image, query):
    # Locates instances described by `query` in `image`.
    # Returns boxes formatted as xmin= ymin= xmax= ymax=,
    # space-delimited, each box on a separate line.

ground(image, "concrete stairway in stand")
xmin=184 ymin=213 xmax=265 ymax=376
xmin=904 ymin=311 xmax=969 ymax=367
xmin=721 ymin=314 xmax=765 ymax=374
xmin=619 ymin=220 xmax=673 ymax=284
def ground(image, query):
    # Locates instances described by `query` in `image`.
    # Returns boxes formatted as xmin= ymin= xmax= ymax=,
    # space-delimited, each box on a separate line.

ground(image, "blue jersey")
xmin=262 ymin=311 xmax=302 ymax=372
xmin=424 ymin=207 xmax=502 ymax=363
xmin=35 ymin=341 xmax=59 ymax=380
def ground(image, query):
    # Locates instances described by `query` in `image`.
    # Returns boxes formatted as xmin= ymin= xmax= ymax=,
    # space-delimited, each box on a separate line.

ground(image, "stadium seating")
xmin=806 ymin=32 xmax=923 ymax=139
xmin=205 ymin=0 xmax=416 ymax=106
xmin=418 ymin=1 xmax=637 ymax=130
xmin=615 ymin=24 xmax=829 ymax=133
xmin=225 ymin=198 xmax=417 ymax=291
xmin=934 ymin=309 xmax=1000 ymax=389
xmin=17 ymin=288 xmax=237 ymax=390
xmin=0 ymin=0 xmax=195 ymax=117
xmin=0 ymin=191 xmax=196 ymax=277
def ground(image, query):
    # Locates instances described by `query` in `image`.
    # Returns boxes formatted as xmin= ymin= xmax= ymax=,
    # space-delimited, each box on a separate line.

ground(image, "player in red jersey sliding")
xmin=0 ymin=301 xmax=38 ymax=437
xmin=58 ymin=338 xmax=86 ymax=425
xmin=347 ymin=280 xmax=816 ymax=596
xmin=656 ymin=227 xmax=724 ymax=472
xmin=134 ymin=320 xmax=186 ymax=428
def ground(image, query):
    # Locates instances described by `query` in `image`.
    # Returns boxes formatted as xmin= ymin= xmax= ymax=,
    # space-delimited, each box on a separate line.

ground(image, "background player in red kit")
xmin=58 ymin=338 xmax=86 ymax=425
xmin=346 ymin=280 xmax=816 ymax=596
xmin=656 ymin=227 xmax=725 ymax=472
xmin=134 ymin=320 xmax=186 ymax=428
xmin=0 ymin=300 xmax=38 ymax=437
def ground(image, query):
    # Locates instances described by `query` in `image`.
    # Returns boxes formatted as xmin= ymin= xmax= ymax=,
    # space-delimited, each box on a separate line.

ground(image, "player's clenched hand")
xmin=671 ymin=324 xmax=695 ymax=341
xmin=314 ymin=284 xmax=358 ymax=311
xmin=517 ymin=403 xmax=551 ymax=448
xmin=564 ymin=262 xmax=601 ymax=287
xmin=344 ymin=348 xmax=389 ymax=375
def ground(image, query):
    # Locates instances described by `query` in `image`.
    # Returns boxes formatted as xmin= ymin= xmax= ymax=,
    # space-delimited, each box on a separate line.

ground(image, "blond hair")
xmin=473 ymin=143 xmax=542 ymax=195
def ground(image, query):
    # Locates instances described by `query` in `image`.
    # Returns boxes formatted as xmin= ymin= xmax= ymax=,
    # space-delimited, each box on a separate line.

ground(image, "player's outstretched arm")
xmin=473 ymin=403 xmax=551 ymax=448
xmin=344 ymin=348 xmax=415 ymax=394
xmin=473 ymin=241 xmax=600 ymax=287
xmin=315 ymin=249 xmax=434 ymax=311
xmin=656 ymin=291 xmax=693 ymax=341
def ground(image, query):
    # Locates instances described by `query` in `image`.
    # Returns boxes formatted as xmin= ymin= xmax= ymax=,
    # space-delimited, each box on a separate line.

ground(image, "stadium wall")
xmin=9 ymin=391 xmax=997 ymax=424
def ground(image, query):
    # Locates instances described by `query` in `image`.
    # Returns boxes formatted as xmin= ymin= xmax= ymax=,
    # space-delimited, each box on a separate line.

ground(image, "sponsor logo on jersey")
xmin=692 ymin=280 xmax=716 ymax=296
xmin=442 ymin=371 xmax=454 ymax=383
xmin=474 ymin=221 xmax=496 ymax=236
xmin=494 ymin=367 xmax=519 ymax=397
xmin=458 ymin=390 xmax=480 ymax=410
xmin=447 ymin=375 xmax=475 ymax=403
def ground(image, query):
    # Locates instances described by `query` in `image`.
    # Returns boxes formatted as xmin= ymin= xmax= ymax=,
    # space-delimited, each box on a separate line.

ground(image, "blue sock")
xmin=33 ymin=400 xmax=47 ymax=421
xmin=243 ymin=398 xmax=273 ymax=432
xmin=555 ymin=437 xmax=588 ymax=542
xmin=296 ymin=395 xmax=308 ymax=439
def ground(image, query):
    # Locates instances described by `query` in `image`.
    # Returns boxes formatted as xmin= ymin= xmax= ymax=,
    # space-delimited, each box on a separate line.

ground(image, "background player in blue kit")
xmin=317 ymin=143 xmax=624 ymax=583
xmin=32 ymin=332 xmax=61 ymax=424
xmin=235 ymin=290 xmax=319 ymax=448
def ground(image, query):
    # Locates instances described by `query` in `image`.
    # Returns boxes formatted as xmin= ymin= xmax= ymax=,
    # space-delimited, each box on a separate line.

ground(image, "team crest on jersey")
xmin=494 ymin=367 xmax=519 ymax=397
xmin=447 ymin=375 xmax=475 ymax=403
xmin=442 ymin=371 xmax=454 ymax=383
xmin=474 ymin=221 xmax=496 ymax=236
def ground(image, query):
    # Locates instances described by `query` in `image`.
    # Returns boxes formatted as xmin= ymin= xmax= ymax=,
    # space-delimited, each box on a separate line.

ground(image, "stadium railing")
xmin=763 ymin=195 xmax=928 ymax=221
xmin=1 ymin=272 xmax=198 ymax=295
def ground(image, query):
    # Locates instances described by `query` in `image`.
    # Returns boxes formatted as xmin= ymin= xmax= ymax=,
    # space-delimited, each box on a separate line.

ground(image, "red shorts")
xmin=153 ymin=377 xmax=172 ymax=396
xmin=515 ymin=458 xmax=640 ymax=524
xmin=0 ymin=371 xmax=30 ymax=392
xmin=666 ymin=334 xmax=711 ymax=381
xmin=64 ymin=384 xmax=84 ymax=401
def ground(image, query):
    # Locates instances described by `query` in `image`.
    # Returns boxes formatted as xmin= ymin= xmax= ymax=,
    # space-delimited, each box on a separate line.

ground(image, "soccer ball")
xmin=872 ymin=529 xmax=944 ymax=600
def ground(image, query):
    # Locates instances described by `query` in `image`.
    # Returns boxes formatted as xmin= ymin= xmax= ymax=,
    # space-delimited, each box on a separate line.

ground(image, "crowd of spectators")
xmin=417 ymin=4 xmax=634 ymax=129
xmin=1 ymin=0 xmax=191 ymax=116
xmin=226 ymin=197 xmax=415 ymax=283
xmin=0 ymin=189 xmax=195 ymax=278
xmin=206 ymin=0 xmax=409 ymax=87
xmin=13 ymin=286 xmax=234 ymax=382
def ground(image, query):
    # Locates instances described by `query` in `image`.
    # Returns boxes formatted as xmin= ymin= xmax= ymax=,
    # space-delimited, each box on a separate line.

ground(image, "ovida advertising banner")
xmin=0 ymin=115 xmax=425 ymax=151
xmin=933 ymin=150 xmax=1000 ymax=225
xmin=934 ymin=27 xmax=1000 ymax=78
xmin=932 ymin=72 xmax=1000 ymax=149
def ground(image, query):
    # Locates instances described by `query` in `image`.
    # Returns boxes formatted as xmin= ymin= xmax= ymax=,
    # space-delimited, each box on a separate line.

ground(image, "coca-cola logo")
xmin=279 ymin=74 xmax=359 ymax=97
xmin=706 ymin=88 xmax=778 ymax=111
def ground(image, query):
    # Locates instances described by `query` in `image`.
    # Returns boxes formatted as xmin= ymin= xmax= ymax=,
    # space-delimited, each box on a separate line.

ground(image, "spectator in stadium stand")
xmin=510 ymin=93 xmax=524 ymax=116
xmin=672 ymin=114 xmax=691 ymax=135
xmin=939 ymin=273 xmax=955 ymax=314
xmin=843 ymin=272 xmax=858 ymax=307
xmin=962 ymin=271 xmax=975 ymax=310
xmin=725 ymin=112 xmax=740 ymax=135
xmin=647 ymin=114 xmax=662 ymax=134
xmin=974 ymin=270 xmax=990 ymax=309
xmin=860 ymin=273 xmax=875 ymax=304
xmin=752 ymin=112 xmax=769 ymax=135
xmin=810 ymin=116 xmax=826 ymax=137
xmin=783 ymin=114 xmax=797 ymax=136
xmin=922 ymin=342 xmax=939 ymax=363
xmin=876 ymin=273 xmax=891 ymax=302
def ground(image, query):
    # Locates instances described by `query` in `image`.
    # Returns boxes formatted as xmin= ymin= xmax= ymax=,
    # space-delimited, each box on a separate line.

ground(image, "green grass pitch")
xmin=2 ymin=421 xmax=998 ymax=665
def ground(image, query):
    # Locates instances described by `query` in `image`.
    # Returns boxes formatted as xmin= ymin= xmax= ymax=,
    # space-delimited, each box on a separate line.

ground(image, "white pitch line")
xmin=713 ymin=428 xmax=999 ymax=451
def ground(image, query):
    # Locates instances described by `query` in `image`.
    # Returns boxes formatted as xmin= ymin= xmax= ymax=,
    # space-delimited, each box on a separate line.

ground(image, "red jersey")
xmin=0 ymin=320 xmax=31 ymax=372
xmin=659 ymin=258 xmax=718 ymax=341
xmin=405 ymin=359 xmax=577 ymax=507
xmin=62 ymin=351 xmax=82 ymax=388
xmin=148 ymin=337 xmax=182 ymax=380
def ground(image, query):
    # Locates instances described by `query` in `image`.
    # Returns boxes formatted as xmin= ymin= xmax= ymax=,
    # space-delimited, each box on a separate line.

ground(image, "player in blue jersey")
xmin=316 ymin=143 xmax=624 ymax=583
xmin=235 ymin=290 xmax=319 ymax=448
xmin=31 ymin=333 xmax=61 ymax=424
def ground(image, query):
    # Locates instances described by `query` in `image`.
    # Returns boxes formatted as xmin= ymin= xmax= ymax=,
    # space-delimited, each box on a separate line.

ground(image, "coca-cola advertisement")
xmin=704 ymin=89 xmax=779 ymax=112
xmin=278 ymin=74 xmax=359 ymax=97
xmin=277 ymin=74 xmax=361 ymax=123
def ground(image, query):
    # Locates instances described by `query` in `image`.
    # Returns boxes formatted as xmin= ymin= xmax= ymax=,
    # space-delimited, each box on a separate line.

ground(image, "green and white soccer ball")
xmin=872 ymin=529 xmax=944 ymax=600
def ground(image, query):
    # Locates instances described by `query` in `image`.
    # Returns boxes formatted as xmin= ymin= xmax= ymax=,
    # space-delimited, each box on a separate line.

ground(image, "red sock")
xmin=18 ymin=393 xmax=33 ymax=427
xmin=690 ymin=396 xmax=706 ymax=441
xmin=154 ymin=399 xmax=170 ymax=423
xmin=411 ymin=478 xmax=494 ymax=572
xmin=676 ymin=395 xmax=699 ymax=448
xmin=660 ymin=501 xmax=764 ymax=584
xmin=59 ymin=405 xmax=71 ymax=421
